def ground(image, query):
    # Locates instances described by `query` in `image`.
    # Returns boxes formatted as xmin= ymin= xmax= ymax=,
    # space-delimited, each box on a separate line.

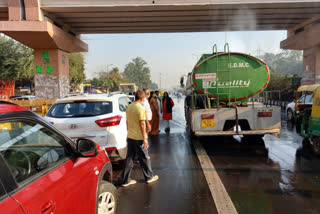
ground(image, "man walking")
xmin=122 ymin=90 xmax=159 ymax=186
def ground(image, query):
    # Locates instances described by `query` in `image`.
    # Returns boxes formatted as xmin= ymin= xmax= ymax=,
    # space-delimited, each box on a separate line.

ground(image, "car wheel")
xmin=97 ymin=181 xmax=118 ymax=214
xmin=287 ymin=109 xmax=294 ymax=121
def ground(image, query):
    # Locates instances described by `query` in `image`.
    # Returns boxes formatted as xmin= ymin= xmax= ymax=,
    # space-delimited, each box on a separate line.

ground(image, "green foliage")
xmin=266 ymin=68 xmax=290 ymax=91
xmin=97 ymin=67 xmax=122 ymax=91
xmin=150 ymin=82 xmax=159 ymax=90
xmin=69 ymin=52 xmax=86 ymax=88
xmin=123 ymin=57 xmax=152 ymax=89
xmin=88 ymin=57 xmax=158 ymax=92
xmin=261 ymin=50 xmax=303 ymax=76
xmin=0 ymin=35 xmax=34 ymax=81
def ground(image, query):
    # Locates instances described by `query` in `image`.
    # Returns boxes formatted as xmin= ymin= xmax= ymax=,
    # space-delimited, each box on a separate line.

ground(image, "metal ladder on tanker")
xmin=213 ymin=43 xmax=232 ymax=108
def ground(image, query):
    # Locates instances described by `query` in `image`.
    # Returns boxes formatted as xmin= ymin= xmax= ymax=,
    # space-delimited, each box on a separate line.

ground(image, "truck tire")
xmin=97 ymin=181 xmax=118 ymax=214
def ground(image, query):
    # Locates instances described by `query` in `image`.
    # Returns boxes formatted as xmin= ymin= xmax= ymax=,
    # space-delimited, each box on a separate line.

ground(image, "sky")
xmin=83 ymin=30 xmax=287 ymax=89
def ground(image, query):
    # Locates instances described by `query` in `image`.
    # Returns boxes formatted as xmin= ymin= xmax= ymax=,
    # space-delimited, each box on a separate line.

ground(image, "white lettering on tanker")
xmin=203 ymin=80 xmax=251 ymax=89
xmin=195 ymin=73 xmax=216 ymax=81
xmin=228 ymin=63 xmax=249 ymax=68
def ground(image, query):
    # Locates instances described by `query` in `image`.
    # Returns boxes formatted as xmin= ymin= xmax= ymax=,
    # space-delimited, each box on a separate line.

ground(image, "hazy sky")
xmin=83 ymin=30 xmax=287 ymax=89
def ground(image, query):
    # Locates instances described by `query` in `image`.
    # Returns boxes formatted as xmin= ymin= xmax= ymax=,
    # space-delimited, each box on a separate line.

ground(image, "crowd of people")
xmin=121 ymin=88 xmax=175 ymax=187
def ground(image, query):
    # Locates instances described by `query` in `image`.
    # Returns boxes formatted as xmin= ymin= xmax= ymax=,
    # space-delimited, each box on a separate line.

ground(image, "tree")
xmin=69 ymin=53 xmax=86 ymax=88
xmin=150 ymin=82 xmax=159 ymax=90
xmin=261 ymin=50 xmax=303 ymax=76
xmin=0 ymin=35 xmax=34 ymax=81
xmin=123 ymin=57 xmax=152 ymax=89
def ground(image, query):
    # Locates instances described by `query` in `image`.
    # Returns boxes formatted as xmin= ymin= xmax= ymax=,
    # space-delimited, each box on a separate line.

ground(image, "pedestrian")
xmin=155 ymin=90 xmax=162 ymax=116
xmin=121 ymin=90 xmax=159 ymax=187
xmin=162 ymin=91 xmax=174 ymax=133
xmin=141 ymin=88 xmax=152 ymax=133
xmin=149 ymin=91 xmax=160 ymax=136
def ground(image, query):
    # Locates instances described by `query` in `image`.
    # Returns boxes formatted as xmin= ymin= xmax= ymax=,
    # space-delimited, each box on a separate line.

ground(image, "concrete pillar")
xmin=280 ymin=18 xmax=320 ymax=86
xmin=34 ymin=49 xmax=70 ymax=99
xmin=302 ymin=46 xmax=320 ymax=85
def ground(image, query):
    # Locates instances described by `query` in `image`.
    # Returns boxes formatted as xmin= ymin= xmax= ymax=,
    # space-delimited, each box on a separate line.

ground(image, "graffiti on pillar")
xmin=36 ymin=65 xmax=43 ymax=74
xmin=59 ymin=75 xmax=69 ymax=98
xmin=35 ymin=74 xmax=59 ymax=99
xmin=42 ymin=51 xmax=49 ymax=61
xmin=46 ymin=65 xmax=53 ymax=75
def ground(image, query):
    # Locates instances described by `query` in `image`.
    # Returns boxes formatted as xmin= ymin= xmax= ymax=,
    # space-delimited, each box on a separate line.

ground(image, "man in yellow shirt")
xmin=122 ymin=90 xmax=159 ymax=186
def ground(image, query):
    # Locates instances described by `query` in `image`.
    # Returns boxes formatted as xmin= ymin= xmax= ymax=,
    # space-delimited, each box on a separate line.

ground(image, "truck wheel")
xmin=287 ymin=109 xmax=294 ymax=121
xmin=97 ymin=181 xmax=118 ymax=214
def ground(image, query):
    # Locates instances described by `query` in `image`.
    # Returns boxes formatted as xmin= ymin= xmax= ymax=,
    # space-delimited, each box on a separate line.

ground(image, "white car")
xmin=44 ymin=94 xmax=131 ymax=161
xmin=286 ymin=93 xmax=313 ymax=121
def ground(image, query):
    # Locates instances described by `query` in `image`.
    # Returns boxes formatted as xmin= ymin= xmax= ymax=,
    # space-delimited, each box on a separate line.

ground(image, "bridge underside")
xmin=32 ymin=2 xmax=320 ymax=34
xmin=1 ymin=1 xmax=320 ymax=34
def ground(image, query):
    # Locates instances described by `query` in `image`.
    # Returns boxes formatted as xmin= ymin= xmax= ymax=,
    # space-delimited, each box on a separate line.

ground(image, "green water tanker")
xmin=183 ymin=44 xmax=280 ymax=138
xmin=186 ymin=46 xmax=270 ymax=102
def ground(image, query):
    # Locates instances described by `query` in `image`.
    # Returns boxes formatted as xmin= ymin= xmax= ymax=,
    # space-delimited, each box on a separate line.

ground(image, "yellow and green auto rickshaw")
xmin=295 ymin=84 xmax=320 ymax=153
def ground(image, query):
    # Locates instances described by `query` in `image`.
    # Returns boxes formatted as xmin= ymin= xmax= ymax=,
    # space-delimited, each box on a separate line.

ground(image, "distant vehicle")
xmin=10 ymin=95 xmax=36 ymax=101
xmin=286 ymin=94 xmax=313 ymax=121
xmin=119 ymin=83 xmax=138 ymax=95
xmin=0 ymin=102 xmax=118 ymax=214
xmin=45 ymin=94 xmax=131 ymax=161
xmin=183 ymin=44 xmax=281 ymax=138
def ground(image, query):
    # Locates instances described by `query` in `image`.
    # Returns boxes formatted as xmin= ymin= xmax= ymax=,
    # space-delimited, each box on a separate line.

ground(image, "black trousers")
xmin=122 ymin=138 xmax=153 ymax=183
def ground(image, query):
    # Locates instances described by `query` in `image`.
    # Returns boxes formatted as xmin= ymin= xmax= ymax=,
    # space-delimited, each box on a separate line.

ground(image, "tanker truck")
xmin=182 ymin=44 xmax=281 ymax=138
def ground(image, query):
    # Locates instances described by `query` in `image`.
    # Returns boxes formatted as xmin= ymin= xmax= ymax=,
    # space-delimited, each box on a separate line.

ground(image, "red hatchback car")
xmin=0 ymin=102 xmax=118 ymax=214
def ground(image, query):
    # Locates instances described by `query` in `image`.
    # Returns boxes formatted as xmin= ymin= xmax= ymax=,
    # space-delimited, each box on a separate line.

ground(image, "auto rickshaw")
xmin=295 ymin=84 xmax=320 ymax=153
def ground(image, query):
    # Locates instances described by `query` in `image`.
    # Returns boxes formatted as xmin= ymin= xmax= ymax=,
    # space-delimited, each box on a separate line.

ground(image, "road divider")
xmin=2 ymin=99 xmax=55 ymax=117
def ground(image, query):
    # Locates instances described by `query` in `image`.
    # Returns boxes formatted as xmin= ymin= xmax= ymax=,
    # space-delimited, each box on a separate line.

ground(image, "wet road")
xmin=113 ymin=97 xmax=320 ymax=214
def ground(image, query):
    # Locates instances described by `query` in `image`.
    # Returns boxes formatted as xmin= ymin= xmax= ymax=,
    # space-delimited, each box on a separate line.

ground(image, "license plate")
xmin=201 ymin=120 xmax=214 ymax=128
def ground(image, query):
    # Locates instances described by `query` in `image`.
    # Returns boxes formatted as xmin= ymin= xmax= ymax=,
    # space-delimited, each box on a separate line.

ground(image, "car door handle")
xmin=41 ymin=201 xmax=56 ymax=214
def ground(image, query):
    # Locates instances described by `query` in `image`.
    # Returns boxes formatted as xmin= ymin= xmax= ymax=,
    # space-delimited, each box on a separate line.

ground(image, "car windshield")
xmin=298 ymin=93 xmax=313 ymax=104
xmin=46 ymin=101 xmax=112 ymax=118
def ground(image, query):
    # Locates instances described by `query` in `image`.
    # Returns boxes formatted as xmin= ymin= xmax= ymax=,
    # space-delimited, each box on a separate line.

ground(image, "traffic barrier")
xmin=2 ymin=99 xmax=56 ymax=117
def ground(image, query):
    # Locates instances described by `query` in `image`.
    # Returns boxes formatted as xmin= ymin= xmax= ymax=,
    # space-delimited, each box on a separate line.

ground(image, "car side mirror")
xmin=76 ymin=138 xmax=98 ymax=157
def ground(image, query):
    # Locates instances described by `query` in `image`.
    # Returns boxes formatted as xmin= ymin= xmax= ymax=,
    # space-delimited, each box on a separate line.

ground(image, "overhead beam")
xmin=40 ymin=2 xmax=320 ymax=12
xmin=0 ymin=21 xmax=87 ymax=52
xmin=60 ymin=16 xmax=312 ymax=23
xmin=51 ymin=8 xmax=320 ymax=18
xmin=79 ymin=26 xmax=288 ymax=34
xmin=70 ymin=20 xmax=300 ymax=28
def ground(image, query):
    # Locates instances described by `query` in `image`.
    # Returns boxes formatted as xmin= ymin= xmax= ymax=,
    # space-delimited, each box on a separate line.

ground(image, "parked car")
xmin=0 ymin=101 xmax=118 ymax=214
xmin=45 ymin=94 xmax=130 ymax=161
xmin=286 ymin=94 xmax=313 ymax=121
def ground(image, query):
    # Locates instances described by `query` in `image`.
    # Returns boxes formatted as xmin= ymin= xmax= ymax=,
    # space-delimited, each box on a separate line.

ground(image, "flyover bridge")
xmin=0 ymin=0 xmax=320 ymax=98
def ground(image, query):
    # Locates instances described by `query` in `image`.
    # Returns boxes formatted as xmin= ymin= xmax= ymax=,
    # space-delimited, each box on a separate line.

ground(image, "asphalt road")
xmin=113 ymin=97 xmax=320 ymax=214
